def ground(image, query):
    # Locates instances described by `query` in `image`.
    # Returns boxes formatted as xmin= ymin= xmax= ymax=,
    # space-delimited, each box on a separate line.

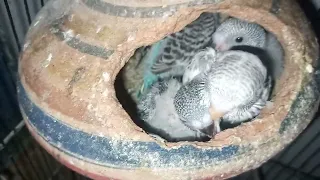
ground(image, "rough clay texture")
xmin=19 ymin=0 xmax=319 ymax=179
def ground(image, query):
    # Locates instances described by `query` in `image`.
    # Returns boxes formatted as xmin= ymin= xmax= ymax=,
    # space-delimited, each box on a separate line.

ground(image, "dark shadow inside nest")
xmin=114 ymin=67 xmax=143 ymax=128
xmin=114 ymin=47 xmax=154 ymax=132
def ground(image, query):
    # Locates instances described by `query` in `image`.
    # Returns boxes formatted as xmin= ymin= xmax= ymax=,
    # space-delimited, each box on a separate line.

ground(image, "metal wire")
xmin=38 ymin=147 xmax=54 ymax=176
xmin=9 ymin=156 xmax=28 ymax=180
xmin=31 ymin=143 xmax=50 ymax=180
xmin=3 ymin=0 xmax=21 ymax=51
xmin=284 ymin=147 xmax=320 ymax=180
xmin=23 ymin=0 xmax=32 ymax=24
xmin=1 ymin=123 xmax=42 ymax=180
xmin=269 ymin=160 xmax=319 ymax=180
xmin=264 ymin=120 xmax=320 ymax=177
xmin=309 ymin=164 xmax=320 ymax=175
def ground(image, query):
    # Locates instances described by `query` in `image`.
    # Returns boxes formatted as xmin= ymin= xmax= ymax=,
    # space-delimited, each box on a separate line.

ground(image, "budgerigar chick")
xmin=220 ymin=45 xmax=273 ymax=125
xmin=137 ymin=78 xmax=211 ymax=142
xmin=174 ymin=47 xmax=272 ymax=136
xmin=182 ymin=47 xmax=217 ymax=84
xmin=212 ymin=18 xmax=284 ymax=80
xmin=137 ymin=12 xmax=220 ymax=98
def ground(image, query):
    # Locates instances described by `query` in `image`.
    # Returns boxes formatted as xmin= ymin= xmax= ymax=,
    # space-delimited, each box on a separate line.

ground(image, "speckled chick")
xmin=137 ymin=78 xmax=211 ymax=142
xmin=212 ymin=17 xmax=284 ymax=80
xmin=174 ymin=47 xmax=272 ymax=135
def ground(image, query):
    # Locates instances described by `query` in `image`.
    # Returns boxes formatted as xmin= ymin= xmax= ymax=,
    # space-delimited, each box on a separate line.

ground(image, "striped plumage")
xmin=151 ymin=12 xmax=220 ymax=75
xmin=182 ymin=47 xmax=217 ymax=84
xmin=209 ymin=50 xmax=271 ymax=125
xmin=138 ymin=12 xmax=220 ymax=97
xmin=137 ymin=78 xmax=210 ymax=142
xmin=222 ymin=77 xmax=271 ymax=124
xmin=174 ymin=47 xmax=271 ymax=135
xmin=174 ymin=73 xmax=215 ymax=137
xmin=221 ymin=45 xmax=273 ymax=124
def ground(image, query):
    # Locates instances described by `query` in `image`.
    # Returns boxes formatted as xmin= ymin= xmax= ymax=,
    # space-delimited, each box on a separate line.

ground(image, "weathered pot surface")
xmin=18 ymin=0 xmax=319 ymax=179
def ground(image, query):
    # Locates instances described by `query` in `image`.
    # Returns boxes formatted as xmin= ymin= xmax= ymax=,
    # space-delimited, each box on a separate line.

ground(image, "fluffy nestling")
xmin=137 ymin=78 xmax=211 ymax=142
xmin=174 ymin=47 xmax=272 ymax=135
xmin=212 ymin=17 xmax=284 ymax=80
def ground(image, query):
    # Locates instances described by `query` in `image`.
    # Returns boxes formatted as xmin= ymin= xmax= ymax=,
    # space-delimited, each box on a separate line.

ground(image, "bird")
xmin=137 ymin=77 xmax=212 ymax=142
xmin=174 ymin=47 xmax=272 ymax=136
xmin=137 ymin=12 xmax=220 ymax=98
xmin=220 ymin=45 xmax=273 ymax=126
xmin=182 ymin=47 xmax=217 ymax=84
xmin=212 ymin=17 xmax=284 ymax=81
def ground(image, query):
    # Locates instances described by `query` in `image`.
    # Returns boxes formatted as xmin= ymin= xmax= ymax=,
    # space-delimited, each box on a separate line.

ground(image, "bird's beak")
xmin=209 ymin=105 xmax=226 ymax=133
xmin=215 ymin=44 xmax=221 ymax=51
xmin=214 ymin=43 xmax=227 ymax=52
xmin=199 ymin=124 xmax=215 ymax=138
xmin=209 ymin=106 xmax=225 ymax=122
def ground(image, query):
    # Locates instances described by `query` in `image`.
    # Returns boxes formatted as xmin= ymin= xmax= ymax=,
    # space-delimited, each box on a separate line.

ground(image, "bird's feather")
xmin=137 ymin=13 xmax=220 ymax=98
xmin=177 ymin=48 xmax=272 ymax=134
xmin=137 ymin=78 xmax=210 ymax=142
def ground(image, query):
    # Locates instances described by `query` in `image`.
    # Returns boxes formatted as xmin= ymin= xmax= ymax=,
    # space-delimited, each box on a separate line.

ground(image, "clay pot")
xmin=18 ymin=0 xmax=319 ymax=179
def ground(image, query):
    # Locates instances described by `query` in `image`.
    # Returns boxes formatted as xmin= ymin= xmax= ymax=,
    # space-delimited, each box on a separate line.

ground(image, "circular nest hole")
xmin=115 ymin=11 xmax=287 ymax=144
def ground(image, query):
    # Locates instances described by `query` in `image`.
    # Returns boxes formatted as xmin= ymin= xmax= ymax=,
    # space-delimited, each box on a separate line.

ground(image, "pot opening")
xmin=114 ymin=12 xmax=284 ymax=143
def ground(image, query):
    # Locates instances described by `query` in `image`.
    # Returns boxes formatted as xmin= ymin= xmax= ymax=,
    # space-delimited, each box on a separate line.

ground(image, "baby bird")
xmin=137 ymin=12 xmax=220 ymax=98
xmin=220 ymin=45 xmax=273 ymax=126
xmin=137 ymin=77 xmax=211 ymax=142
xmin=182 ymin=47 xmax=217 ymax=84
xmin=212 ymin=18 xmax=284 ymax=80
xmin=174 ymin=47 xmax=272 ymax=135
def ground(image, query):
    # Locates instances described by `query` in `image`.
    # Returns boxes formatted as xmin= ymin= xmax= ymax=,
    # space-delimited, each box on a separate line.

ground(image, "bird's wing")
xmin=151 ymin=13 xmax=220 ymax=74
xmin=183 ymin=47 xmax=217 ymax=84
xmin=174 ymin=73 xmax=211 ymax=129
xmin=150 ymin=37 xmax=182 ymax=74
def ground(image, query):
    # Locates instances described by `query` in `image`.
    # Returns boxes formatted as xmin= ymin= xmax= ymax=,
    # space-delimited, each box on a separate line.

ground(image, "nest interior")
xmin=114 ymin=9 xmax=295 ymax=145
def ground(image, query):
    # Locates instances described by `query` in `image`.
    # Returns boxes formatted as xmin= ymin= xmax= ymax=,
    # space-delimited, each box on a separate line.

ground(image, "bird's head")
xmin=212 ymin=18 xmax=267 ymax=51
xmin=184 ymin=107 xmax=225 ymax=139
xmin=190 ymin=112 xmax=216 ymax=138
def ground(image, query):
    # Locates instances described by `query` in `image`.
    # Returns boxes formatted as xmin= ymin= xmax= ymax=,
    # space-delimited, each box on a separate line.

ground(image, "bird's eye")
xmin=235 ymin=37 xmax=243 ymax=43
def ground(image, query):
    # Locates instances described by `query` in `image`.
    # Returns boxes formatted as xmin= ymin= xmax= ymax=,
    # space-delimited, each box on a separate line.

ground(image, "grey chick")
xmin=174 ymin=47 xmax=271 ymax=135
xmin=137 ymin=12 xmax=220 ymax=98
xmin=212 ymin=17 xmax=284 ymax=80
xmin=137 ymin=77 xmax=211 ymax=142
xmin=182 ymin=47 xmax=217 ymax=84
xmin=220 ymin=45 xmax=273 ymax=125
xmin=183 ymin=46 xmax=273 ymax=128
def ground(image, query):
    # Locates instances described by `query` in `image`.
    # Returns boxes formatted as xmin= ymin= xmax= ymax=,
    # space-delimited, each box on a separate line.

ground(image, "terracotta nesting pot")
xmin=18 ymin=0 xmax=320 ymax=179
